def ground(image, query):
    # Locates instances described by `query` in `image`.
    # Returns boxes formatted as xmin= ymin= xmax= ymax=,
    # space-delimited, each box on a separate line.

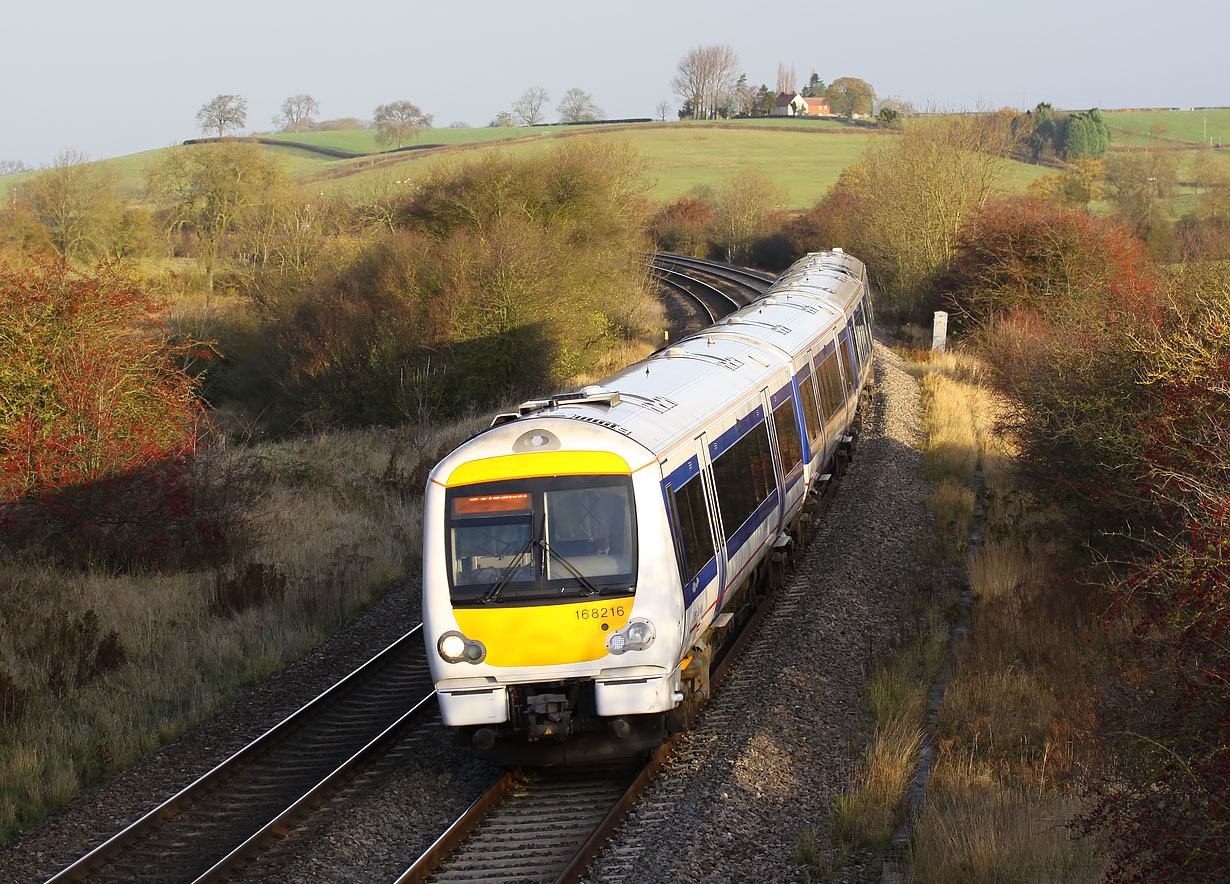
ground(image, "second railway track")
xmin=45 ymin=628 xmax=437 ymax=884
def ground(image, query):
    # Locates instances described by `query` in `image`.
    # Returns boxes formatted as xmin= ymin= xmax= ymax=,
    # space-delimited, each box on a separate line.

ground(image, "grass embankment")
xmin=811 ymin=345 xmax=1106 ymax=881
xmin=0 ymin=417 xmax=489 ymax=841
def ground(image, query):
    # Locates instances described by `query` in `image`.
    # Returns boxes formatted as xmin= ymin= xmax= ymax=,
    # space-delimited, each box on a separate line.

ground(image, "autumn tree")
xmin=196 ymin=94 xmax=247 ymax=138
xmin=512 ymin=86 xmax=550 ymax=125
xmin=373 ymin=100 xmax=433 ymax=148
xmin=556 ymin=88 xmax=603 ymax=123
xmin=146 ymin=141 xmax=288 ymax=291
xmin=1025 ymin=156 xmax=1107 ymax=207
xmin=826 ymin=77 xmax=875 ymax=118
xmin=821 ymin=113 xmax=1019 ymax=315
xmin=1106 ymin=149 xmax=1179 ymax=234
xmin=15 ymin=149 xmax=125 ymax=263
xmin=672 ymin=44 xmax=740 ymax=120
xmin=274 ymin=94 xmax=320 ymax=132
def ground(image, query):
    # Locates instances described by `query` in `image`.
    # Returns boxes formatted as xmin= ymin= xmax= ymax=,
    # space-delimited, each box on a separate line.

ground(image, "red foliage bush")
xmin=649 ymin=197 xmax=715 ymax=256
xmin=1079 ymin=501 xmax=1230 ymax=884
xmin=0 ymin=255 xmax=231 ymax=569
xmin=944 ymin=196 xmax=1158 ymax=325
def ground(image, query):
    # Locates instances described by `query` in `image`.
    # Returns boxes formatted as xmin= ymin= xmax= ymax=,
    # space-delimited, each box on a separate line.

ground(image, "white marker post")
xmin=932 ymin=311 xmax=948 ymax=353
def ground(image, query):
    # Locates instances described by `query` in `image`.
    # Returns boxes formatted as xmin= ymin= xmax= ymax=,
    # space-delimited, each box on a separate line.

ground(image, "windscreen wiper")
xmin=540 ymin=541 xmax=604 ymax=596
xmin=481 ymin=537 xmax=533 ymax=603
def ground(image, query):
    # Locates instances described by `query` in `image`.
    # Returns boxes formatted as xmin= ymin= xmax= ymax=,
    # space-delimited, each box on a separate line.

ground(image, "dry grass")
xmin=900 ymin=345 xmax=1102 ymax=884
xmin=0 ymin=417 xmax=488 ymax=841
xmin=909 ymin=786 xmax=1105 ymax=884
xmin=909 ymin=349 xmax=1014 ymax=486
xmin=832 ymin=715 xmax=926 ymax=850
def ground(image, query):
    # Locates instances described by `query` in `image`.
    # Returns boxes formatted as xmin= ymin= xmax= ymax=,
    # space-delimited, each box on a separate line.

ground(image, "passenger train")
xmin=421 ymin=251 xmax=875 ymax=763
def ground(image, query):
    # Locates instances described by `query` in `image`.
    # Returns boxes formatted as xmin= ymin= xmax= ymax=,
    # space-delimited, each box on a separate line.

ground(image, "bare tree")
xmin=671 ymin=44 xmax=740 ymax=120
xmin=373 ymin=101 xmax=433 ymax=148
xmin=654 ymin=100 xmax=672 ymax=122
xmin=17 ymin=149 xmax=124 ymax=262
xmin=274 ymin=94 xmax=320 ymax=133
xmin=557 ymin=88 xmax=603 ymax=123
xmin=713 ymin=167 xmax=785 ymax=263
xmin=196 ymin=94 xmax=247 ymax=139
xmin=776 ymin=62 xmax=797 ymax=95
xmin=1 ymin=160 xmax=31 ymax=176
xmin=512 ymin=87 xmax=550 ymax=126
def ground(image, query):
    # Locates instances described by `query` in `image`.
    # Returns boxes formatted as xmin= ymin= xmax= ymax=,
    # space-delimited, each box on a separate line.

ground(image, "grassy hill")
xmin=1 ymin=119 xmax=1054 ymax=210
xmin=1102 ymin=107 xmax=1230 ymax=147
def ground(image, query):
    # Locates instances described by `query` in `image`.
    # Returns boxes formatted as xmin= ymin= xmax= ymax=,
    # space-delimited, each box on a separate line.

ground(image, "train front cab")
xmin=424 ymin=435 xmax=686 ymax=764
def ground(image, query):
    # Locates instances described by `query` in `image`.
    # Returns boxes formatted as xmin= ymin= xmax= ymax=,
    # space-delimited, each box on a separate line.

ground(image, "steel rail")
xmin=648 ymin=251 xmax=777 ymax=290
xmin=45 ymin=626 xmax=434 ymax=884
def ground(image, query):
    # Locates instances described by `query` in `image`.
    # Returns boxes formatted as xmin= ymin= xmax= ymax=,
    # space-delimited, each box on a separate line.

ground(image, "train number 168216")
xmin=576 ymin=606 xmax=625 ymax=621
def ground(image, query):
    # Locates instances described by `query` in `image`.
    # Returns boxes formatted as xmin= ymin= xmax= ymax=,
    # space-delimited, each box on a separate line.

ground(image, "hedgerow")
xmin=943 ymin=199 xmax=1230 ymax=880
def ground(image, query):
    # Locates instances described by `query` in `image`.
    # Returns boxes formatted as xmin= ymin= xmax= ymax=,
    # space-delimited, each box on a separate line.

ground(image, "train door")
xmin=769 ymin=380 xmax=806 ymax=522
xmin=695 ymin=431 xmax=726 ymax=632
xmin=664 ymin=446 xmax=723 ymax=643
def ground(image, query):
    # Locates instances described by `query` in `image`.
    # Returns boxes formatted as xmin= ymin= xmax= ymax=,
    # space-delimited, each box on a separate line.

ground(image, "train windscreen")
xmin=445 ymin=475 xmax=637 ymax=605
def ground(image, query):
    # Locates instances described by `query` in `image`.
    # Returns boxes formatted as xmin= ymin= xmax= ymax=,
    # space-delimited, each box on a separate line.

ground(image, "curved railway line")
xmin=36 ymin=256 xmax=834 ymax=884
xmin=645 ymin=252 xmax=771 ymax=325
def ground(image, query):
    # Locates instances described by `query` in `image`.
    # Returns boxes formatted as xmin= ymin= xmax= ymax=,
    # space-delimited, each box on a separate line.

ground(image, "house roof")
xmin=775 ymin=92 xmax=802 ymax=107
xmin=802 ymin=96 xmax=828 ymax=109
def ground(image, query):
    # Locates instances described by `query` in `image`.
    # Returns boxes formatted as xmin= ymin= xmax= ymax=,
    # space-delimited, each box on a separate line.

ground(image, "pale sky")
xmin=2 ymin=0 xmax=1225 ymax=166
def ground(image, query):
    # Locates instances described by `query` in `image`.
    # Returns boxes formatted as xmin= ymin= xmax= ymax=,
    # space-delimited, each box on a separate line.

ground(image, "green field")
xmin=0 ymin=120 xmax=1054 ymax=210
xmin=314 ymin=124 xmax=1048 ymax=209
xmin=1103 ymin=108 xmax=1230 ymax=147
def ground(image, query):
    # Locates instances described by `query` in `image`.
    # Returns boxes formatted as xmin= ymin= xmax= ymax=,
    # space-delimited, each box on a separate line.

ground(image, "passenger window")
xmin=672 ymin=475 xmax=714 ymax=585
xmin=797 ymin=375 xmax=822 ymax=443
xmin=772 ymin=397 xmax=802 ymax=474
xmin=816 ymin=352 xmax=843 ymax=420
xmin=837 ymin=339 xmax=854 ymax=394
xmin=711 ymin=422 xmax=776 ymax=543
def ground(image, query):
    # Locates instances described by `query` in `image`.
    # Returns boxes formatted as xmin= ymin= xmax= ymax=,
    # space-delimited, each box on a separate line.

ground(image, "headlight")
xmin=438 ymin=631 xmax=486 ymax=664
xmin=606 ymin=618 xmax=655 ymax=654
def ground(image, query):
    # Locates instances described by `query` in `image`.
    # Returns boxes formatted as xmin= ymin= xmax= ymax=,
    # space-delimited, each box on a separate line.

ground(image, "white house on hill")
xmin=772 ymin=93 xmax=831 ymax=117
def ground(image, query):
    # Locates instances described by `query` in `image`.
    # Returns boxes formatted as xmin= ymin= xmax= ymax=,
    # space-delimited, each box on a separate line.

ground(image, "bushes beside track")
xmin=939 ymin=198 xmax=1230 ymax=882
xmin=259 ymin=141 xmax=662 ymax=429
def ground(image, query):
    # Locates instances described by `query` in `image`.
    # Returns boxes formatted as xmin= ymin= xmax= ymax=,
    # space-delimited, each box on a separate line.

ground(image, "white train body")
xmin=422 ymin=251 xmax=874 ymax=762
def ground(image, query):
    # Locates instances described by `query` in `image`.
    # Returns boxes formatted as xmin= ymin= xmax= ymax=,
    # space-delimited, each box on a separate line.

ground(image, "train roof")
xmin=473 ymin=251 xmax=869 ymax=465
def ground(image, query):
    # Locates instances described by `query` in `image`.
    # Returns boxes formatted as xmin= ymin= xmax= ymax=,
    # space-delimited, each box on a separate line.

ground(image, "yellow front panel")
xmin=446 ymin=451 xmax=631 ymax=487
xmin=454 ymin=599 xmax=633 ymax=667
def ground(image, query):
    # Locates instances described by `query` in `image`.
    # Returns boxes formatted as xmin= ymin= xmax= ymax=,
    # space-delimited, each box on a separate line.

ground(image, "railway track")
xmin=646 ymin=252 xmax=771 ymax=325
xmin=45 ymin=628 xmax=437 ymax=884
